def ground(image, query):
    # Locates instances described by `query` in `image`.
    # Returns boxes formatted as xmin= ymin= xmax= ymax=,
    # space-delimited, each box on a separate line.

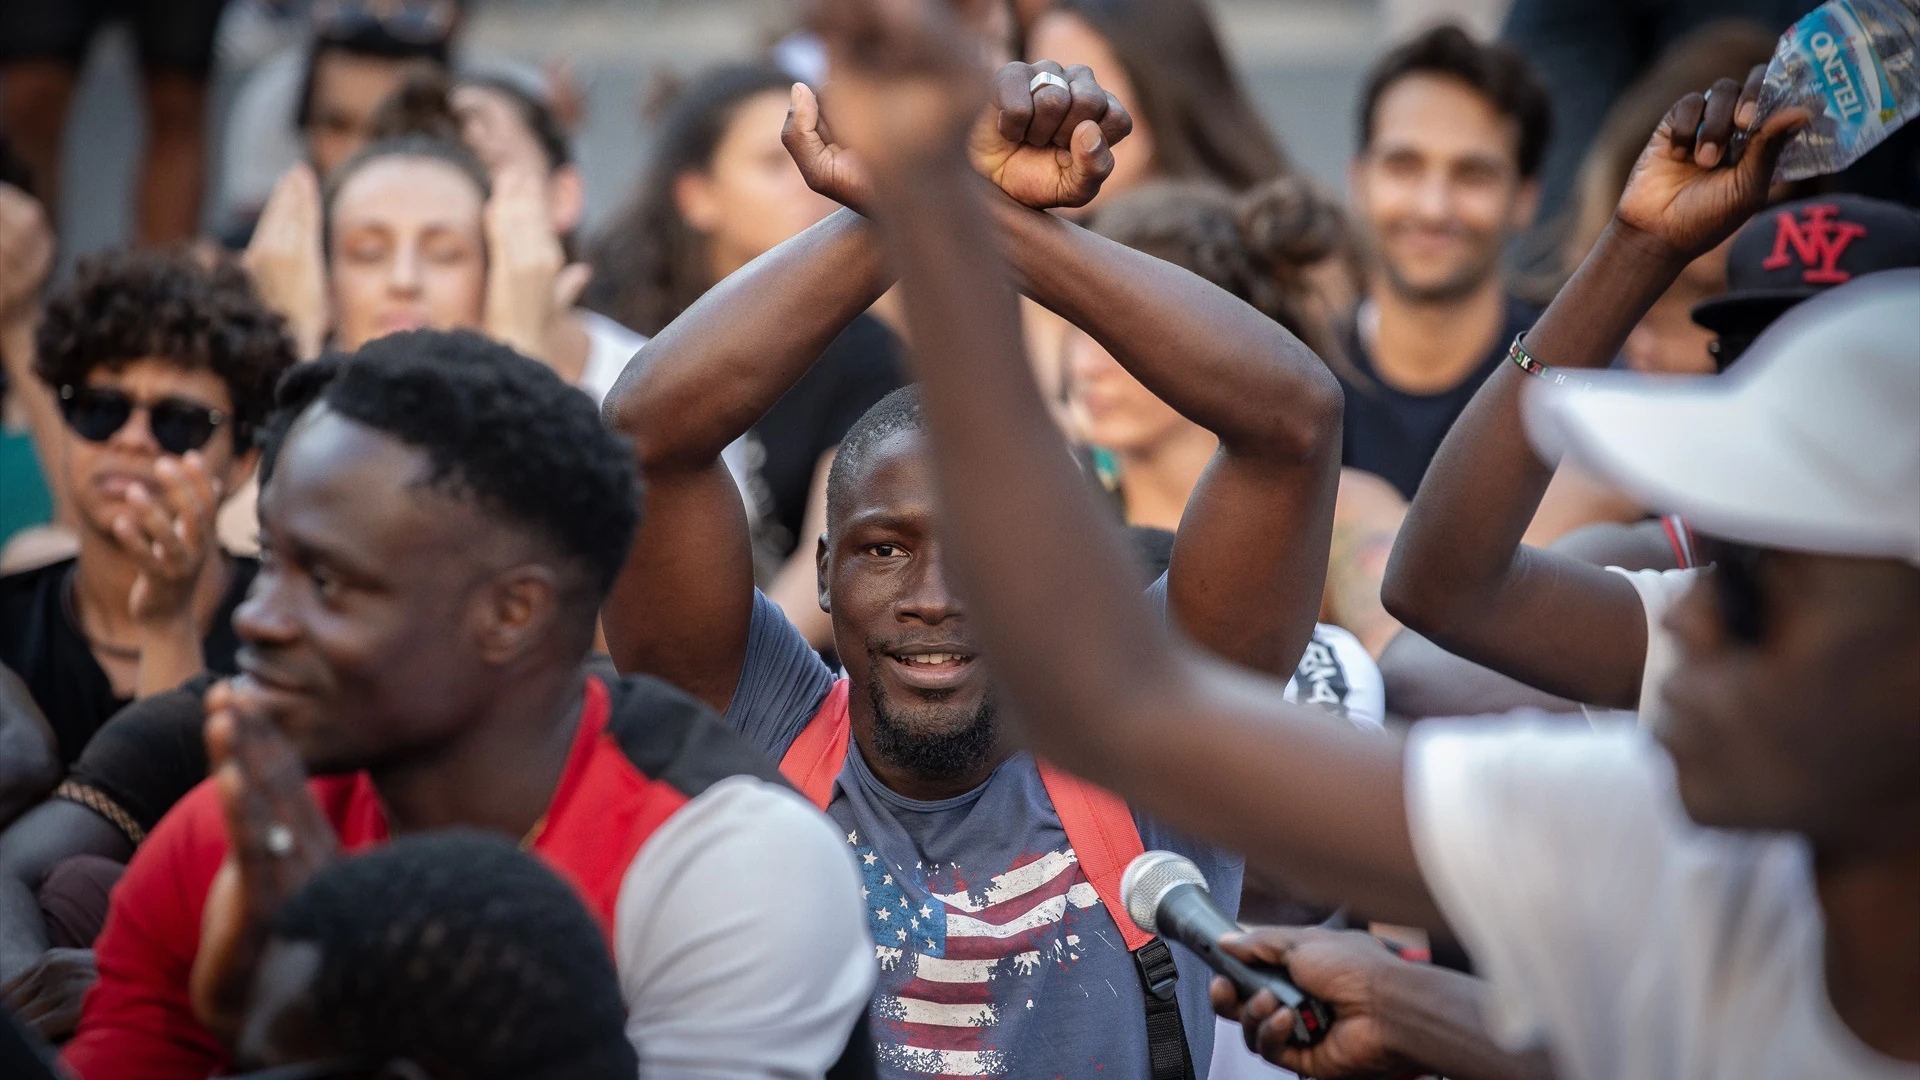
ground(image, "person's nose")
xmin=233 ymin=568 xmax=300 ymax=649
xmin=104 ymin=402 xmax=161 ymax=456
xmin=388 ymin=242 xmax=423 ymax=297
xmin=894 ymin=547 xmax=963 ymax=626
xmin=1411 ymin=170 xmax=1453 ymax=225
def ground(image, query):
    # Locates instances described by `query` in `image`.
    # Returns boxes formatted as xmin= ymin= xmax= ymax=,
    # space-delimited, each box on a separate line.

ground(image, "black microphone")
xmin=1120 ymin=850 xmax=1333 ymax=1046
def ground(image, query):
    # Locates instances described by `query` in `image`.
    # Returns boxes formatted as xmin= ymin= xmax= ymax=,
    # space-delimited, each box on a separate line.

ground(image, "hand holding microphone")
xmin=1121 ymin=851 xmax=1333 ymax=1047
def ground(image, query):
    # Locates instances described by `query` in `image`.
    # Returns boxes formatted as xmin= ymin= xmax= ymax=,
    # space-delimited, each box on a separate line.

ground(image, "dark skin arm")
xmin=0 ymin=665 xmax=59 ymax=829
xmin=1381 ymin=68 xmax=1810 ymax=709
xmin=813 ymin=0 xmax=1440 ymax=927
xmin=0 ymin=801 xmax=130 ymax=982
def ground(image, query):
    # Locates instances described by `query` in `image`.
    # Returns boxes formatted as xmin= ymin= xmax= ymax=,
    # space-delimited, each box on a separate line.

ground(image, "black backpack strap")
xmin=1133 ymin=937 xmax=1195 ymax=1080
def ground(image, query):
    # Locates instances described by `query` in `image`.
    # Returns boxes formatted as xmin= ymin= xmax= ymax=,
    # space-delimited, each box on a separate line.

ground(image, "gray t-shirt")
xmin=725 ymin=589 xmax=1242 ymax=1080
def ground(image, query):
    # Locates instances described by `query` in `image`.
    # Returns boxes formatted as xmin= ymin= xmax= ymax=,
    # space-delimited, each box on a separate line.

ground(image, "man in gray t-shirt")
xmin=602 ymin=61 xmax=1348 ymax=1080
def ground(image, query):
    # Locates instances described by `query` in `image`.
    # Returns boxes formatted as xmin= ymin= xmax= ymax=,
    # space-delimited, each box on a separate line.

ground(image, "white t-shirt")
xmin=577 ymin=309 xmax=648 ymax=405
xmin=616 ymin=774 xmax=876 ymax=1079
xmin=1609 ymin=565 xmax=1701 ymax=726
xmin=1406 ymin=717 xmax=1919 ymax=1080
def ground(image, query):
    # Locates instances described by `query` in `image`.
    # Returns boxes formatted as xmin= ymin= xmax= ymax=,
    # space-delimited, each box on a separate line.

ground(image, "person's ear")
xmin=475 ymin=564 xmax=564 ymax=664
xmin=815 ymin=533 xmax=832 ymax=614
xmin=1511 ymin=176 xmax=1542 ymax=229
xmin=548 ymin=164 xmax=586 ymax=237
xmin=673 ymin=169 xmax=720 ymax=233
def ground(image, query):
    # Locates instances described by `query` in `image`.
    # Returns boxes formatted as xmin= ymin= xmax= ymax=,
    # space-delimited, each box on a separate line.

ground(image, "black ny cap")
xmin=1692 ymin=194 xmax=1920 ymax=337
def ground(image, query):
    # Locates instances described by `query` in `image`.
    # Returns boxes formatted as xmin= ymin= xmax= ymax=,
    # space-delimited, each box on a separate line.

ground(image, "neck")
xmin=542 ymin=312 xmax=591 ymax=386
xmin=72 ymin=530 xmax=143 ymax=640
xmin=1367 ymin=274 xmax=1507 ymax=394
xmin=369 ymin=663 xmax=587 ymax=841
xmin=1116 ymin=428 xmax=1218 ymax=532
xmin=1815 ymin=839 xmax=1920 ymax=1062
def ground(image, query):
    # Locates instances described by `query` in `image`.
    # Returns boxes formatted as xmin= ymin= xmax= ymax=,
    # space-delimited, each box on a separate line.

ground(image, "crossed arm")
xmin=603 ymin=73 xmax=1340 ymax=712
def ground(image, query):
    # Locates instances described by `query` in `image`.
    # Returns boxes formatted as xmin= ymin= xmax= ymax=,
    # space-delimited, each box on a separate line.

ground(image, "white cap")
xmin=1524 ymin=268 xmax=1920 ymax=566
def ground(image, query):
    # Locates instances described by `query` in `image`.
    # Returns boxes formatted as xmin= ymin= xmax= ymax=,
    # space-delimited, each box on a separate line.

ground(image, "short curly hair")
xmin=826 ymin=385 xmax=923 ymax=536
xmin=321 ymin=330 xmax=640 ymax=604
xmin=1359 ymin=23 xmax=1552 ymax=179
xmin=270 ymin=831 xmax=636 ymax=1080
xmin=34 ymin=247 xmax=295 ymax=450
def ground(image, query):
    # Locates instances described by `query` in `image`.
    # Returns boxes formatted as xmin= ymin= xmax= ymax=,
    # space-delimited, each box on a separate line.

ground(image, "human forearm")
xmin=0 ymin=877 xmax=50 ymax=980
xmin=605 ymin=208 xmax=893 ymax=469
xmin=989 ymin=192 xmax=1340 ymax=460
xmin=135 ymin=616 xmax=204 ymax=700
xmin=1382 ymin=225 xmax=1683 ymax=706
xmin=1380 ymin=963 xmax=1557 ymax=1080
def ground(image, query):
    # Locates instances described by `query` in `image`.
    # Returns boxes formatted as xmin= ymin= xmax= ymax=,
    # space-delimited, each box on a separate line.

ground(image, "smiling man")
xmin=602 ymin=62 xmax=1346 ymax=1079
xmin=62 ymin=331 xmax=873 ymax=1080
xmin=1341 ymin=24 xmax=1550 ymax=500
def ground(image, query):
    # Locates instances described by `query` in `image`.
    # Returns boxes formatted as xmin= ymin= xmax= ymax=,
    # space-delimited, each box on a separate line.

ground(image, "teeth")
xmin=905 ymin=653 xmax=962 ymax=665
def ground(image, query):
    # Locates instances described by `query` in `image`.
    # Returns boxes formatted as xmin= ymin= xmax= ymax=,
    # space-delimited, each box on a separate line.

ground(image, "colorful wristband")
xmin=1508 ymin=333 xmax=1593 ymax=391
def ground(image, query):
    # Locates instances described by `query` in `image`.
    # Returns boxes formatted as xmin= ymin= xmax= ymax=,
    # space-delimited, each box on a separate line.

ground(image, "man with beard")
xmin=1341 ymin=24 xmax=1550 ymax=500
xmin=61 ymin=331 xmax=873 ymax=1080
xmin=602 ymin=61 xmax=1343 ymax=1080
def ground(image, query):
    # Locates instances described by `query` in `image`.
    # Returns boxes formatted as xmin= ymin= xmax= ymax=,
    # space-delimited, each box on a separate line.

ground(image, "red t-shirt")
xmin=62 ymin=676 xmax=693 ymax=1080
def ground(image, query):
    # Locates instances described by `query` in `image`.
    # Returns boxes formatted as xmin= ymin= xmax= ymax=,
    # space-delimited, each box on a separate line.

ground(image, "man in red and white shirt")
xmin=63 ymin=331 xmax=873 ymax=1080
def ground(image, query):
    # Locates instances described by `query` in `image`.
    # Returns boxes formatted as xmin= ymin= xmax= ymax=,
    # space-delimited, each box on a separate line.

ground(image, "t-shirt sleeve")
xmin=613 ymin=775 xmax=874 ymax=1079
xmin=59 ymin=675 xmax=214 ymax=846
xmin=61 ymin=782 xmax=230 ymax=1080
xmin=722 ymin=590 xmax=838 ymax=759
xmin=1606 ymin=566 xmax=1701 ymax=723
xmin=1403 ymin=717 xmax=1679 ymax=1055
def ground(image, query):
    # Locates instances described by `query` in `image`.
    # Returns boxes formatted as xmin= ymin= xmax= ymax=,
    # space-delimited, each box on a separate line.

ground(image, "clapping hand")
xmin=483 ymin=167 xmax=589 ymax=364
xmin=1615 ymin=65 xmax=1812 ymax=261
xmin=190 ymin=681 xmax=338 ymax=1042
xmin=119 ymin=452 xmax=223 ymax=630
xmin=243 ymin=165 xmax=328 ymax=361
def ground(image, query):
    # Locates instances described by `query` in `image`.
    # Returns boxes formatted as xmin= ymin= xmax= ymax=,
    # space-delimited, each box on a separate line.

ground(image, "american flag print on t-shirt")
xmin=849 ymin=828 xmax=1110 ymax=1076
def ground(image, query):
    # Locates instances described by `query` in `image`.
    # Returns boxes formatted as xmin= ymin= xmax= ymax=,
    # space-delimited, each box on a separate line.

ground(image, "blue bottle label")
xmin=1795 ymin=0 xmax=1900 ymax=150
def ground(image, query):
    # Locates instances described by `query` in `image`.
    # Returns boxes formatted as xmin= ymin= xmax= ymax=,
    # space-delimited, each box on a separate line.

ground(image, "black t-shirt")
xmin=739 ymin=314 xmax=904 ymax=577
xmin=1337 ymin=296 xmax=1538 ymax=501
xmin=0 ymin=557 xmax=256 ymax=764
xmin=60 ymin=672 xmax=215 ymax=847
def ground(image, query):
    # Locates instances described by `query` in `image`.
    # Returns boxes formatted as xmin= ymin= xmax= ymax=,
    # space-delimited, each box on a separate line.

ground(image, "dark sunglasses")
xmin=312 ymin=0 xmax=458 ymax=44
xmin=57 ymin=384 xmax=228 ymax=456
xmin=1712 ymin=541 xmax=1769 ymax=645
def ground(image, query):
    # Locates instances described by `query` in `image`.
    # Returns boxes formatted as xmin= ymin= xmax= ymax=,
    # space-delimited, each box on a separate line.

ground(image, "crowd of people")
xmin=0 ymin=0 xmax=1916 ymax=1078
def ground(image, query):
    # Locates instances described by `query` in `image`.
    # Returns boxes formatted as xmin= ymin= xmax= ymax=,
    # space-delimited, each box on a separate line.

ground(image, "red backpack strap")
xmin=778 ymin=679 xmax=852 ymax=810
xmin=1038 ymin=759 xmax=1193 ymax=1080
xmin=1035 ymin=760 xmax=1153 ymax=952
xmin=1661 ymin=514 xmax=1701 ymax=569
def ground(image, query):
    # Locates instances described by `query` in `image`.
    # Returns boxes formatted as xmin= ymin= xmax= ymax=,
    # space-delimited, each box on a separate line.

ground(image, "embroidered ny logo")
xmin=1761 ymin=204 xmax=1867 ymax=285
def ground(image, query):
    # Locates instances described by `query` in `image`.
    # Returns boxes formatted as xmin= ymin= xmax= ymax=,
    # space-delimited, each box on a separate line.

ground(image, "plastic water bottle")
xmin=1755 ymin=0 xmax=1920 ymax=181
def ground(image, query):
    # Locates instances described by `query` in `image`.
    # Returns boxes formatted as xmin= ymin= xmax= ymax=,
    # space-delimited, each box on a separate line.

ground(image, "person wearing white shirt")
xmin=815 ymin=12 xmax=1918 ymax=1078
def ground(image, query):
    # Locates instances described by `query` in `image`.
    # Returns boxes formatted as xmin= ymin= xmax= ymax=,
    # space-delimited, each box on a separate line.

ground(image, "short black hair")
xmin=257 ymin=353 xmax=349 ymax=488
xmin=295 ymin=16 xmax=451 ymax=132
xmin=825 ymin=385 xmax=923 ymax=534
xmin=321 ymin=330 xmax=640 ymax=601
xmin=34 ymin=248 xmax=296 ymax=450
xmin=269 ymin=830 xmax=635 ymax=1080
xmin=1358 ymin=23 xmax=1552 ymax=179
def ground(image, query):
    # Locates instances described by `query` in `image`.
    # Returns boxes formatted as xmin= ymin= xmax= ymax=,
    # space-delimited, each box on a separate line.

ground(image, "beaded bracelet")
xmin=1508 ymin=332 xmax=1593 ymax=391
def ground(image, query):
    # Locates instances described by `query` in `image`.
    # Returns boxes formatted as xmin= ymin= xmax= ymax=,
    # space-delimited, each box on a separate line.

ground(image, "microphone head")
xmin=1120 ymin=850 xmax=1209 ymax=934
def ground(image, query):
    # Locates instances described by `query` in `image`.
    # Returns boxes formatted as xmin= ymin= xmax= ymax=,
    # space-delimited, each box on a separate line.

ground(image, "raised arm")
xmin=986 ymin=193 xmax=1342 ymax=675
xmin=1381 ymin=70 xmax=1808 ymax=708
xmin=815 ymin=0 xmax=1439 ymax=928
xmin=599 ymin=205 xmax=891 ymax=711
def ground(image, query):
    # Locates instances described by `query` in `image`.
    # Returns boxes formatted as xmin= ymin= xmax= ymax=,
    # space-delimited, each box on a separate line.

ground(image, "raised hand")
xmin=190 ymin=681 xmax=338 ymax=1042
xmin=1615 ymin=65 xmax=1812 ymax=261
xmin=970 ymin=60 xmax=1130 ymax=210
xmin=0 ymin=181 xmax=53 ymax=333
xmin=787 ymin=59 xmax=1132 ymax=213
xmin=806 ymin=0 xmax=990 ymax=173
xmin=242 ymin=165 xmax=328 ymax=361
xmin=482 ymin=167 xmax=567 ymax=363
xmin=119 ymin=451 xmax=223 ymax=628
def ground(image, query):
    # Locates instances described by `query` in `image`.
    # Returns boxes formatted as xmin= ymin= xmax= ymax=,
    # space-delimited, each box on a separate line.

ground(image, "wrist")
xmin=1370 ymin=960 xmax=1462 ymax=1072
xmin=1601 ymin=214 xmax=1698 ymax=273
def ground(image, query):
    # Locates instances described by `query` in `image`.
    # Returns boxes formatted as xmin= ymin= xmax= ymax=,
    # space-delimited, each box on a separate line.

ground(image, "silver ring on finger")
xmin=264 ymin=822 xmax=295 ymax=857
xmin=1029 ymin=71 xmax=1071 ymax=95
